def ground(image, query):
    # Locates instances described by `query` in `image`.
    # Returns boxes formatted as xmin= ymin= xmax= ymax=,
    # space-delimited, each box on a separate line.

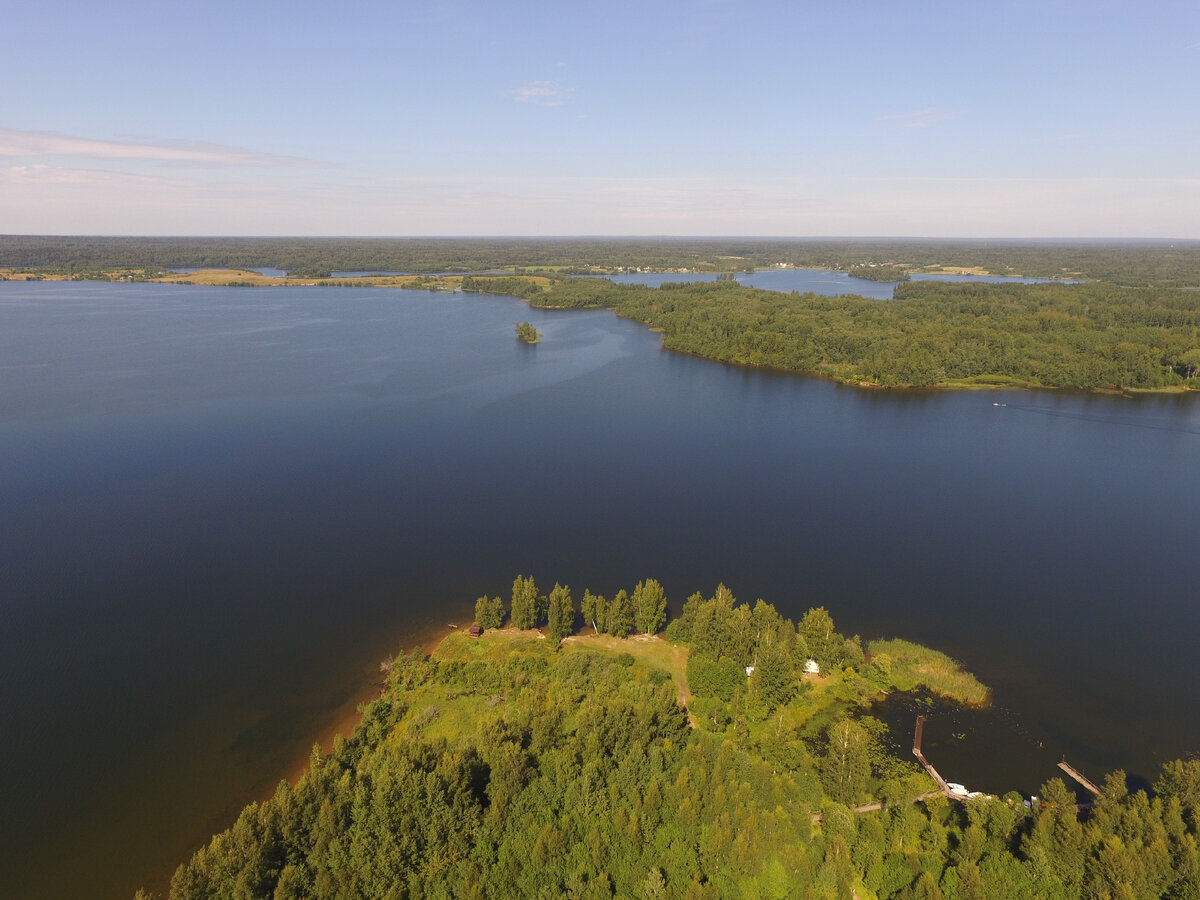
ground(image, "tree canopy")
xmin=520 ymin=277 xmax=1200 ymax=391
xmin=160 ymin=584 xmax=1199 ymax=899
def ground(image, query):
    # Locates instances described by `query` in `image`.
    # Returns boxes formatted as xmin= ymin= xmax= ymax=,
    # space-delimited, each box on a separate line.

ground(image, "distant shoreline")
xmin=3 ymin=268 xmax=1195 ymax=395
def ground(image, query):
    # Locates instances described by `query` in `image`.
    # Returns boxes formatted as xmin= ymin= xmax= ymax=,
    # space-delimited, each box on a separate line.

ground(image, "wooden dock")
xmin=911 ymin=717 xmax=1101 ymax=809
xmin=912 ymin=715 xmax=956 ymax=799
xmin=1058 ymin=759 xmax=1101 ymax=796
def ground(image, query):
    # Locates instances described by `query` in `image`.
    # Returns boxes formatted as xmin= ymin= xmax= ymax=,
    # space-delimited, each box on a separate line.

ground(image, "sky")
xmin=2 ymin=0 xmax=1197 ymax=237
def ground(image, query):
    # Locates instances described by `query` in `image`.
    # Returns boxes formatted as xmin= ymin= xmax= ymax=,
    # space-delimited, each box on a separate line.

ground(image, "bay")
xmin=1 ymin=280 xmax=1198 ymax=898
xmin=601 ymin=268 xmax=1069 ymax=298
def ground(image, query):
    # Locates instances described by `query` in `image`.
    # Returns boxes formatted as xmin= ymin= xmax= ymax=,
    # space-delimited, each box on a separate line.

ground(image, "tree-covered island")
xmin=159 ymin=579 xmax=1200 ymax=899
xmin=515 ymin=321 xmax=542 ymax=344
xmin=846 ymin=263 xmax=911 ymax=283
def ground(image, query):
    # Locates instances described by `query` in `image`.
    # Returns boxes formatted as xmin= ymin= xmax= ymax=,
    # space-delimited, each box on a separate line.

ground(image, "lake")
xmin=2 ymin=280 xmax=1198 ymax=898
xmin=600 ymin=268 xmax=1069 ymax=299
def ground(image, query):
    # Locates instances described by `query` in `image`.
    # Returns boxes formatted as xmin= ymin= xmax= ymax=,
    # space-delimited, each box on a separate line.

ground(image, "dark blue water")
xmin=167 ymin=266 xmax=289 ymax=277
xmin=602 ymin=269 xmax=897 ymax=299
xmin=329 ymin=270 xmax=412 ymax=278
xmin=2 ymin=281 xmax=1198 ymax=897
xmin=604 ymin=269 xmax=1071 ymax=298
xmin=909 ymin=273 xmax=1072 ymax=284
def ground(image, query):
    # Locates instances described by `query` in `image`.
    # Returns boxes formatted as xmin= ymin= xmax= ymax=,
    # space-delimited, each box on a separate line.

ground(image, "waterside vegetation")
xmin=159 ymin=580 xmax=1200 ymax=899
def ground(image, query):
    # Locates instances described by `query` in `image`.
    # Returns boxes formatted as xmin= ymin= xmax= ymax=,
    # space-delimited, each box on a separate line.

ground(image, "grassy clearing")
xmin=156 ymin=268 xmax=287 ymax=285
xmin=911 ymin=265 xmax=998 ymax=276
xmin=391 ymin=629 xmax=692 ymax=743
xmin=868 ymin=638 xmax=989 ymax=706
xmin=940 ymin=374 xmax=1044 ymax=389
xmin=433 ymin=627 xmax=548 ymax=664
xmin=0 ymin=269 xmax=63 ymax=280
xmin=563 ymin=632 xmax=692 ymax=704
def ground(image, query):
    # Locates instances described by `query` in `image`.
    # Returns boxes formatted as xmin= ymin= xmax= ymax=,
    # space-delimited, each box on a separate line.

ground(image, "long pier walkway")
xmin=912 ymin=715 xmax=956 ymax=799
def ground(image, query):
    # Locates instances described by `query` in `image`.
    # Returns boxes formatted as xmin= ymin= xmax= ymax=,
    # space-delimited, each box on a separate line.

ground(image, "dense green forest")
xmin=158 ymin=581 xmax=1200 ymax=899
xmin=847 ymin=264 xmax=911 ymax=283
xmin=5 ymin=236 xmax=1200 ymax=287
xmin=497 ymin=276 xmax=1200 ymax=391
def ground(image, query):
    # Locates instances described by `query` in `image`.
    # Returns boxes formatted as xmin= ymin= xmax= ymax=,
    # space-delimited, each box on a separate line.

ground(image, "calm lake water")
xmin=602 ymin=269 xmax=1067 ymax=299
xmin=2 ymin=281 xmax=1198 ymax=898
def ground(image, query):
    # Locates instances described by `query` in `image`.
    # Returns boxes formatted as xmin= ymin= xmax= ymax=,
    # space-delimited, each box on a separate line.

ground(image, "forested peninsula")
xmin=468 ymin=275 xmax=1200 ymax=391
xmin=159 ymin=581 xmax=1200 ymax=900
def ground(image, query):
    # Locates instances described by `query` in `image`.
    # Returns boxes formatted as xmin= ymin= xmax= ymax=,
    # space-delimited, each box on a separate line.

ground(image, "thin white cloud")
xmin=3 ymin=163 xmax=189 ymax=187
xmin=875 ymin=108 xmax=956 ymax=130
xmin=507 ymin=81 xmax=573 ymax=107
xmin=0 ymin=128 xmax=324 ymax=167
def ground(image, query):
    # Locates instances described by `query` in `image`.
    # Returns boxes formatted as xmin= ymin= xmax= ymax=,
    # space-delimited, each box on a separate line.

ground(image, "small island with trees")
xmin=159 ymin=577 xmax=1200 ymax=899
xmin=515 ymin=321 xmax=542 ymax=344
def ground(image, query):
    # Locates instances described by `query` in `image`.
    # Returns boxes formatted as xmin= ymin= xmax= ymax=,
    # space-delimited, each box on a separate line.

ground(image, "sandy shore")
xmin=280 ymin=619 xmax=472 ymax=788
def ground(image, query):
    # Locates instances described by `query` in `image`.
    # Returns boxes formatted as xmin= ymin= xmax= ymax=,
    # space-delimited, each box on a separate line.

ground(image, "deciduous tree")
xmin=510 ymin=575 xmax=539 ymax=630
xmin=474 ymin=595 xmax=505 ymax=630
xmin=546 ymin=582 xmax=574 ymax=643
xmin=633 ymin=578 xmax=667 ymax=635
xmin=607 ymin=589 xmax=634 ymax=638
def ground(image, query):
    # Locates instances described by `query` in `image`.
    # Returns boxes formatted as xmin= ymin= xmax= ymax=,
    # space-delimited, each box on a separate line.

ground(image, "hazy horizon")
xmin=5 ymin=233 xmax=1200 ymax=243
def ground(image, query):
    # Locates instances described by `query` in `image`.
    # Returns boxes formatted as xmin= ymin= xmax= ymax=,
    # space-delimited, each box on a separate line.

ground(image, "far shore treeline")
xmin=158 ymin=579 xmax=1200 ymax=899
xmin=4 ymin=236 xmax=1199 ymax=393
xmin=5 ymin=234 xmax=1200 ymax=287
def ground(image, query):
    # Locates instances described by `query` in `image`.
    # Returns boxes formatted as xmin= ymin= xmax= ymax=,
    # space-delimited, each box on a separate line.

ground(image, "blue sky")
xmin=2 ymin=0 xmax=1197 ymax=236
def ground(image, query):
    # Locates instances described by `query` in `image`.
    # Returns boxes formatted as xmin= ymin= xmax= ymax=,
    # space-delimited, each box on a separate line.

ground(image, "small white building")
xmin=804 ymin=658 xmax=820 ymax=675
xmin=745 ymin=665 xmax=755 ymax=677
